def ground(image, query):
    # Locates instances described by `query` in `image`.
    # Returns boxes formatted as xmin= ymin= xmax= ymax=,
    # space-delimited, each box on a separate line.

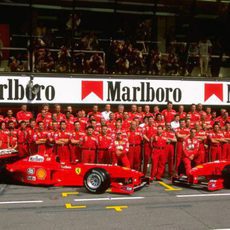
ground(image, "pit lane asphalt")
xmin=0 ymin=180 xmax=229 ymax=230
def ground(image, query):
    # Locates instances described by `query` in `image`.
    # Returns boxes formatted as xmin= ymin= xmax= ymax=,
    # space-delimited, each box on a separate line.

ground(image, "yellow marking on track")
xmin=62 ymin=192 xmax=79 ymax=197
xmin=65 ymin=203 xmax=86 ymax=209
xmin=106 ymin=206 xmax=128 ymax=212
xmin=158 ymin=182 xmax=182 ymax=191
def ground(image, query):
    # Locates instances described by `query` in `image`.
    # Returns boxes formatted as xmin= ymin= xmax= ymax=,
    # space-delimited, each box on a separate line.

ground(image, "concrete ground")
xmin=0 ymin=179 xmax=229 ymax=230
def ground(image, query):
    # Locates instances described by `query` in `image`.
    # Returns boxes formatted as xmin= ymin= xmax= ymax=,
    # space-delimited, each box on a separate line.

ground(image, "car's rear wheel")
xmin=84 ymin=168 xmax=110 ymax=194
xmin=222 ymin=165 xmax=230 ymax=189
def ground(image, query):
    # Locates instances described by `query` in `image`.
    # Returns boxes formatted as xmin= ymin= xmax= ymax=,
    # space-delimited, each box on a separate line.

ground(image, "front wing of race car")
xmin=172 ymin=160 xmax=230 ymax=191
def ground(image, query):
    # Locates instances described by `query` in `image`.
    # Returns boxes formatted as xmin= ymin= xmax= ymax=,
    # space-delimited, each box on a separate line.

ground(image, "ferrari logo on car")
xmin=75 ymin=167 xmax=81 ymax=175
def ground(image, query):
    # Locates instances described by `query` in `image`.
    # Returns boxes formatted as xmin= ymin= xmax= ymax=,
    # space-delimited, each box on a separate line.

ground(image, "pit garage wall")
xmin=0 ymin=75 xmax=229 ymax=105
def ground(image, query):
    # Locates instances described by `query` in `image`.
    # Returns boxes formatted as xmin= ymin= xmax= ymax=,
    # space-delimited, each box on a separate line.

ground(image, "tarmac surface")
xmin=0 ymin=178 xmax=230 ymax=230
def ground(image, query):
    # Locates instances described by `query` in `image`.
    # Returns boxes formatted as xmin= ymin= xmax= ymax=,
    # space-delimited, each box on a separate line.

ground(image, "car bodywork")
xmin=172 ymin=160 xmax=230 ymax=191
xmin=1 ymin=151 xmax=149 ymax=194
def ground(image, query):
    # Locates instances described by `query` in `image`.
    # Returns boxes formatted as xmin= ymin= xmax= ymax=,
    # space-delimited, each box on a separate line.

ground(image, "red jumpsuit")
xmin=97 ymin=134 xmax=112 ymax=164
xmin=188 ymin=111 xmax=200 ymax=122
xmin=27 ymin=127 xmax=37 ymax=155
xmin=127 ymin=129 xmax=142 ymax=171
xmin=54 ymin=130 xmax=71 ymax=163
xmin=109 ymin=139 xmax=130 ymax=168
xmin=183 ymin=137 xmax=200 ymax=176
xmin=151 ymin=135 xmax=167 ymax=180
xmin=164 ymin=130 xmax=176 ymax=176
xmin=87 ymin=112 xmax=102 ymax=123
xmin=80 ymin=135 xmax=97 ymax=163
xmin=17 ymin=129 xmax=29 ymax=157
xmin=0 ymin=130 xmax=9 ymax=149
xmin=33 ymin=130 xmax=49 ymax=155
xmin=195 ymin=130 xmax=207 ymax=163
xmin=16 ymin=111 xmax=33 ymax=123
xmin=222 ymin=130 xmax=230 ymax=160
xmin=70 ymin=131 xmax=86 ymax=162
xmin=4 ymin=116 xmax=17 ymax=128
xmin=161 ymin=109 xmax=177 ymax=123
xmin=7 ymin=135 xmax=17 ymax=149
xmin=208 ymin=131 xmax=224 ymax=161
xmin=175 ymin=127 xmax=190 ymax=172
xmin=143 ymin=125 xmax=157 ymax=175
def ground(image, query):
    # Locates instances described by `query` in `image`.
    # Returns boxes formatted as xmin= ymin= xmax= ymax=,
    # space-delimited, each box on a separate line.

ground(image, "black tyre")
xmin=84 ymin=168 xmax=110 ymax=194
xmin=222 ymin=165 xmax=230 ymax=189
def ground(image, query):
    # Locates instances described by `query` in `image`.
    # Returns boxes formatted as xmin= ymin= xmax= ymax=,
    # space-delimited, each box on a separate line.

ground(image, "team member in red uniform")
xmin=7 ymin=121 xmax=17 ymax=137
xmin=7 ymin=128 xmax=18 ymax=150
xmin=196 ymin=103 xmax=207 ymax=117
xmin=16 ymin=104 xmax=33 ymax=124
xmin=80 ymin=126 xmax=97 ymax=163
xmin=194 ymin=123 xmax=207 ymax=163
xmin=208 ymin=123 xmax=226 ymax=161
xmin=47 ymin=121 xmax=59 ymax=156
xmin=36 ymin=104 xmax=52 ymax=121
xmin=0 ymin=122 xmax=9 ymax=149
xmin=36 ymin=109 xmax=52 ymax=129
xmin=17 ymin=121 xmax=29 ymax=157
xmin=217 ymin=111 xmax=230 ymax=128
xmin=65 ymin=111 xmax=75 ymax=131
xmin=152 ymin=106 xmax=161 ymax=118
xmin=155 ymin=113 xmax=165 ymax=127
xmin=114 ymin=104 xmax=125 ymax=120
xmin=161 ymin=101 xmax=177 ymax=123
xmin=205 ymin=107 xmax=212 ymax=121
xmin=178 ymin=105 xmax=187 ymax=119
xmin=129 ymin=104 xmax=142 ymax=121
xmin=175 ymin=119 xmax=190 ymax=173
xmin=97 ymin=125 xmax=112 ymax=164
xmin=109 ymin=132 xmax=130 ymax=168
xmin=33 ymin=121 xmax=48 ymax=155
xmin=70 ymin=121 xmax=86 ymax=162
xmin=182 ymin=128 xmax=200 ymax=176
xmin=110 ymin=120 xmax=127 ymax=141
xmin=188 ymin=104 xmax=200 ymax=122
xmin=87 ymin=105 xmax=102 ymax=123
xmin=27 ymin=119 xmax=37 ymax=155
xmin=150 ymin=126 xmax=167 ymax=181
xmin=127 ymin=121 xmax=142 ymax=171
xmin=106 ymin=113 xmax=116 ymax=130
xmin=54 ymin=104 xmax=66 ymax=122
xmin=143 ymin=105 xmax=153 ymax=118
xmin=4 ymin=110 xmax=17 ymax=128
xmin=143 ymin=116 xmax=157 ymax=175
xmin=54 ymin=121 xmax=71 ymax=163
xmin=223 ymin=122 xmax=230 ymax=160
xmin=122 ymin=112 xmax=132 ymax=131
xmin=76 ymin=110 xmax=88 ymax=131
xmin=164 ymin=123 xmax=177 ymax=176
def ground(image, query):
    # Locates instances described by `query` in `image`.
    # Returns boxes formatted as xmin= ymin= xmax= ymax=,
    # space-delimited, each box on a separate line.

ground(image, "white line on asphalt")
xmin=0 ymin=200 xmax=44 ymax=205
xmin=177 ymin=193 xmax=230 ymax=198
xmin=73 ymin=197 xmax=145 ymax=202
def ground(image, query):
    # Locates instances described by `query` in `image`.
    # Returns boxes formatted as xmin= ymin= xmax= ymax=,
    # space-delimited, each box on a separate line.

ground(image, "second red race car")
xmin=0 ymin=151 xmax=149 ymax=194
xmin=172 ymin=160 xmax=230 ymax=191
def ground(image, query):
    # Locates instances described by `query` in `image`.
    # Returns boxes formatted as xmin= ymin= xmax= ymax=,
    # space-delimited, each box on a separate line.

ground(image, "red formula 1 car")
xmin=172 ymin=161 xmax=230 ymax=191
xmin=0 ymin=152 xmax=149 ymax=194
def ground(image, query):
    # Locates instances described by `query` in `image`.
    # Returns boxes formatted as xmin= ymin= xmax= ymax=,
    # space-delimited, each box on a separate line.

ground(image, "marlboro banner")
xmin=0 ymin=76 xmax=229 ymax=105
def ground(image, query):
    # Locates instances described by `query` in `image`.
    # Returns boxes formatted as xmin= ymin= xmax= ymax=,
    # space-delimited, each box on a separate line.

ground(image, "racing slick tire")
xmin=222 ymin=165 xmax=230 ymax=189
xmin=84 ymin=168 xmax=110 ymax=194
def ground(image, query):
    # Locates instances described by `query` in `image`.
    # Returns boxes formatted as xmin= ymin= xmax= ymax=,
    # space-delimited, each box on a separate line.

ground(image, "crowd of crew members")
xmin=0 ymin=103 xmax=229 ymax=181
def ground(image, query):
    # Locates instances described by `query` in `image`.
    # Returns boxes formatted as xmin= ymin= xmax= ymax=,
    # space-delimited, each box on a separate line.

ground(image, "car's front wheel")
xmin=84 ymin=168 xmax=110 ymax=194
